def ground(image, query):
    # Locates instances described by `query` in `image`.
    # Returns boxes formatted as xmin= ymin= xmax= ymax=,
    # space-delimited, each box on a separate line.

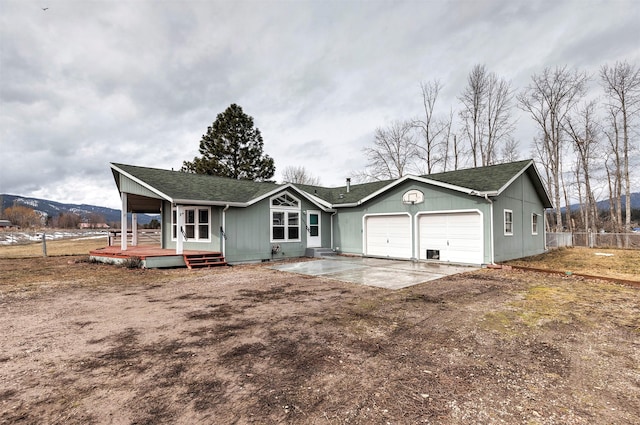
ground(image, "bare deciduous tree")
xmin=517 ymin=65 xmax=589 ymax=231
xmin=360 ymin=120 xmax=417 ymax=181
xmin=498 ymin=138 xmax=520 ymax=163
xmin=413 ymin=80 xmax=451 ymax=174
xmin=439 ymin=109 xmax=459 ymax=171
xmin=459 ymin=64 xmax=515 ymax=167
xmin=281 ymin=165 xmax=321 ymax=186
xmin=484 ymin=74 xmax=515 ymax=165
xmin=564 ymin=100 xmax=600 ymax=231
xmin=604 ymin=107 xmax=624 ymax=233
xmin=459 ymin=65 xmax=487 ymax=167
xmin=600 ymin=60 xmax=640 ymax=232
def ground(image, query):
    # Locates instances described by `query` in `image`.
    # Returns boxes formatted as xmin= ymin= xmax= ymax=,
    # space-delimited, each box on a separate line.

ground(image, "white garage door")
xmin=365 ymin=215 xmax=412 ymax=259
xmin=419 ymin=212 xmax=483 ymax=264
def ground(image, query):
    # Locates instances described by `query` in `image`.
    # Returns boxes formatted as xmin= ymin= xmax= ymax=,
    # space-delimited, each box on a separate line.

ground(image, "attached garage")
xmin=364 ymin=214 xmax=412 ymax=259
xmin=418 ymin=211 xmax=483 ymax=264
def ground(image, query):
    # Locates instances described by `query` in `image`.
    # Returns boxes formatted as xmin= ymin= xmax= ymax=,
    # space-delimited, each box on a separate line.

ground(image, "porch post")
xmin=176 ymin=204 xmax=184 ymax=255
xmin=120 ymin=192 xmax=127 ymax=251
xmin=131 ymin=213 xmax=138 ymax=246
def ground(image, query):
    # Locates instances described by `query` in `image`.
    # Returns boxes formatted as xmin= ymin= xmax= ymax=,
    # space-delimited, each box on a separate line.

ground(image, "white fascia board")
xmin=494 ymin=160 xmax=552 ymax=207
xmin=245 ymin=184 xmax=293 ymax=207
xmin=291 ymin=186 xmax=334 ymax=210
xmin=246 ymin=183 xmax=333 ymax=212
xmin=331 ymin=202 xmax=360 ymax=208
xmin=329 ymin=175 xmax=496 ymax=208
xmin=410 ymin=175 xmax=487 ymax=196
xmin=355 ymin=175 xmax=486 ymax=206
xmin=172 ymin=199 xmax=246 ymax=207
xmin=110 ymin=163 xmax=174 ymax=203
xmin=495 ymin=160 xmax=533 ymax=195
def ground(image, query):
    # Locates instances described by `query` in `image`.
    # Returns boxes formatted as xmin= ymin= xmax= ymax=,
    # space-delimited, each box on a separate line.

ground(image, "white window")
xmin=172 ymin=206 xmax=211 ymax=242
xmin=270 ymin=193 xmax=300 ymax=242
xmin=504 ymin=210 xmax=513 ymax=236
xmin=532 ymin=213 xmax=539 ymax=235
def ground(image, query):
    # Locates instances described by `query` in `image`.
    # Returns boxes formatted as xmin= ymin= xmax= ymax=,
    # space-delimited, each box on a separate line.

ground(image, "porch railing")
xmin=108 ymin=230 xmax=162 ymax=247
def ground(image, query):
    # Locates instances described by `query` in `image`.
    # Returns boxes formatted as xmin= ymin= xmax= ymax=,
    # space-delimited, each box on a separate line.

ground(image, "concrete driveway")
xmin=270 ymin=256 xmax=478 ymax=290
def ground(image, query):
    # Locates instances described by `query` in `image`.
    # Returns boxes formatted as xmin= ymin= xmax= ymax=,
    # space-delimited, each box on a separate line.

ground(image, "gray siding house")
xmin=107 ymin=159 xmax=552 ymax=267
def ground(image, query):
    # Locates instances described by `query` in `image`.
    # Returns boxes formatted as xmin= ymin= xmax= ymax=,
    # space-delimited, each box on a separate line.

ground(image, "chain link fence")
xmin=546 ymin=232 xmax=640 ymax=249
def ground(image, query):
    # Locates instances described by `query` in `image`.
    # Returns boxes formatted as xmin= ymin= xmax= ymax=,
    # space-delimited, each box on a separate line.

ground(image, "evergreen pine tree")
xmin=181 ymin=104 xmax=275 ymax=180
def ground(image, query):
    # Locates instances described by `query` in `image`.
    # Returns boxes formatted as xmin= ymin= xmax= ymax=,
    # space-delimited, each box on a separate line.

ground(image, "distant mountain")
xmin=565 ymin=192 xmax=640 ymax=211
xmin=0 ymin=194 xmax=158 ymax=225
xmin=593 ymin=192 xmax=640 ymax=210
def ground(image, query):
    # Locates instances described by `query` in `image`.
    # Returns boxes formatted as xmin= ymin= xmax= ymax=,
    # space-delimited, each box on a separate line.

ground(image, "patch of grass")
xmin=481 ymin=310 xmax=523 ymax=336
xmin=0 ymin=256 xmax=185 ymax=296
xmin=0 ymin=237 xmax=107 ymax=258
xmin=506 ymin=247 xmax=640 ymax=281
xmin=483 ymin=277 xmax=640 ymax=337
xmin=486 ymin=285 xmax=578 ymax=333
xmin=513 ymin=285 xmax=578 ymax=327
xmin=351 ymin=299 xmax=380 ymax=317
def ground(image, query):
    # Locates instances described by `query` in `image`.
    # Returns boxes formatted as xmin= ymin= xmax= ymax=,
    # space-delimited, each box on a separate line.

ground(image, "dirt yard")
xmin=1 ymin=255 xmax=639 ymax=424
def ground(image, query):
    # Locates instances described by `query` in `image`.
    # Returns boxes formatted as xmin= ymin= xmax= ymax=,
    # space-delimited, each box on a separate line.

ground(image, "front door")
xmin=307 ymin=210 xmax=321 ymax=247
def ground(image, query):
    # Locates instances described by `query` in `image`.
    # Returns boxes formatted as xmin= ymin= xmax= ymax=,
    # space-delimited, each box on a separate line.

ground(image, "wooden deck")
xmin=90 ymin=245 xmax=215 ymax=259
xmin=89 ymin=245 xmax=226 ymax=269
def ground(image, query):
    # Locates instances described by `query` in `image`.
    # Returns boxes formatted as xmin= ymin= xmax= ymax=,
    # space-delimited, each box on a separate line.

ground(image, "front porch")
xmin=90 ymin=245 xmax=226 ymax=269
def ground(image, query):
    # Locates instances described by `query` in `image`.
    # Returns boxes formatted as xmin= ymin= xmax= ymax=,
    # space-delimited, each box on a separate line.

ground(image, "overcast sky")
xmin=1 ymin=0 xmax=638 ymax=209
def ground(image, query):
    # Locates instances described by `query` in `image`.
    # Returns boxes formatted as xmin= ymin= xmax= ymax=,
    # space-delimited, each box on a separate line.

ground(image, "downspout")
xmin=543 ymin=213 xmax=547 ymax=251
xmin=485 ymin=194 xmax=495 ymax=265
xmin=522 ymin=176 xmax=525 ymax=259
xmin=330 ymin=210 xmax=338 ymax=251
xmin=176 ymin=204 xmax=183 ymax=255
xmin=221 ymin=204 xmax=230 ymax=258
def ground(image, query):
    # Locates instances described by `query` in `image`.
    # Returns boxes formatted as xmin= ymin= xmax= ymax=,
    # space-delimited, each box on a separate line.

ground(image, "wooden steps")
xmin=183 ymin=252 xmax=227 ymax=269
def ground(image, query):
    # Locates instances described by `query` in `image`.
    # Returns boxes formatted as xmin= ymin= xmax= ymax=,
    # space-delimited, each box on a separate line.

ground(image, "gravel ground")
xmin=1 ymin=256 xmax=639 ymax=424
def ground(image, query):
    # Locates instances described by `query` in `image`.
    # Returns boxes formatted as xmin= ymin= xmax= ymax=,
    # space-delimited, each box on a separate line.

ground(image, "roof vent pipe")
xmin=346 ymin=178 xmax=351 ymax=193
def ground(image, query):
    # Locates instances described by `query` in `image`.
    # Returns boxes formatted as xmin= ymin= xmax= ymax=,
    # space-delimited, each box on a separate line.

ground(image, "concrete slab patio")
xmin=270 ymin=256 xmax=478 ymax=289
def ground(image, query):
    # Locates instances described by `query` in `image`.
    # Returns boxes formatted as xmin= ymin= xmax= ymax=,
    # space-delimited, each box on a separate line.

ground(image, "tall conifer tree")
xmin=182 ymin=104 xmax=275 ymax=180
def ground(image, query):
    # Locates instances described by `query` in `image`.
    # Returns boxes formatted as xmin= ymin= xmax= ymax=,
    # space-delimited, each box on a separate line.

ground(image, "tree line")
xmin=40 ymin=59 xmax=625 ymax=235
xmin=354 ymin=61 xmax=639 ymax=233
xmin=4 ymin=59 xmax=638 ymax=234
xmin=0 ymin=204 xmax=112 ymax=229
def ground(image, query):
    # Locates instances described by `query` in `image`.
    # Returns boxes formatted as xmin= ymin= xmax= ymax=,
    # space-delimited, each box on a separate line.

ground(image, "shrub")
xmin=122 ymin=256 xmax=143 ymax=269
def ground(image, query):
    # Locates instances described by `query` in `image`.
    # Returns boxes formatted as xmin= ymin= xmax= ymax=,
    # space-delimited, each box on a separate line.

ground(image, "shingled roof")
xmin=295 ymin=159 xmax=550 ymax=207
xmin=424 ymin=160 xmax=527 ymax=191
xmin=111 ymin=159 xmax=551 ymax=208
xmin=111 ymin=163 xmax=281 ymax=204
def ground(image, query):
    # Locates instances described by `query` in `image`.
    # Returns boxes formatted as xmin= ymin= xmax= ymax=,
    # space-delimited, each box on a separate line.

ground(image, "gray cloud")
xmin=1 ymin=0 xmax=639 ymax=208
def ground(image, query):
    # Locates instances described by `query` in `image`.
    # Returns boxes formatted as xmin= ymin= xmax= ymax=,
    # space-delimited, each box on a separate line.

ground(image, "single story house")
xmin=104 ymin=159 xmax=552 ymax=267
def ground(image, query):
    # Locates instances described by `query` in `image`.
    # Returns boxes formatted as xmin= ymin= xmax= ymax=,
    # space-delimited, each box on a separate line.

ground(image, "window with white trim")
xmin=532 ymin=213 xmax=539 ymax=235
xmin=270 ymin=193 xmax=300 ymax=242
xmin=172 ymin=206 xmax=211 ymax=242
xmin=504 ymin=209 xmax=513 ymax=236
